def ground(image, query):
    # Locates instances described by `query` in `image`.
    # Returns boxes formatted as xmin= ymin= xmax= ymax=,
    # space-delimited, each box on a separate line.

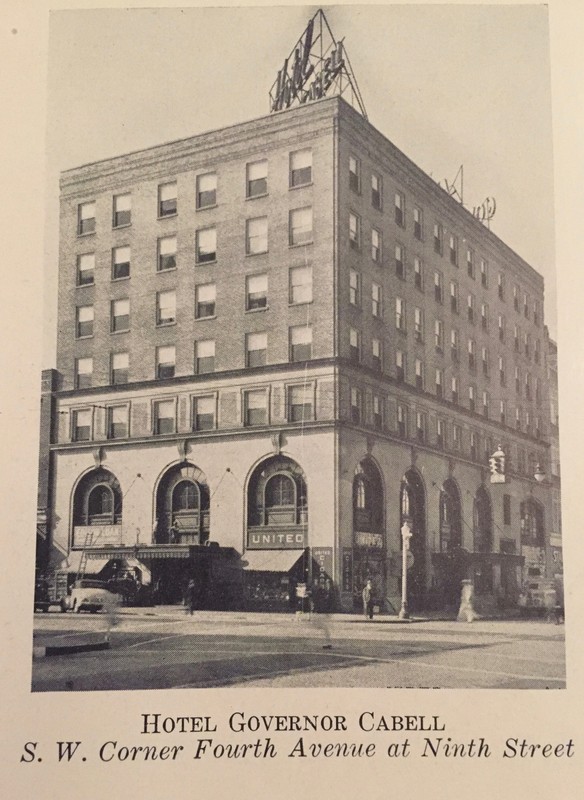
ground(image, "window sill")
xmin=245 ymin=306 xmax=268 ymax=314
xmin=196 ymin=203 xmax=218 ymax=212
xmin=75 ymin=282 xmax=95 ymax=289
xmin=289 ymin=241 xmax=313 ymax=249
xmin=195 ymin=258 xmax=217 ymax=266
xmin=75 ymin=334 xmax=94 ymax=341
xmin=156 ymin=321 xmax=177 ymax=328
xmin=246 ymin=193 xmax=269 ymax=201
xmin=112 ymin=223 xmax=132 ymax=231
xmin=289 ymin=182 xmax=313 ymax=191
xmin=246 ymin=250 xmax=269 ymax=258
xmin=157 ymin=266 xmax=178 ymax=274
xmin=157 ymin=212 xmax=178 ymax=220
xmin=111 ymin=329 xmax=130 ymax=336
xmin=77 ymin=231 xmax=96 ymax=238
xmin=195 ymin=315 xmax=217 ymax=322
xmin=111 ymin=276 xmax=130 ymax=283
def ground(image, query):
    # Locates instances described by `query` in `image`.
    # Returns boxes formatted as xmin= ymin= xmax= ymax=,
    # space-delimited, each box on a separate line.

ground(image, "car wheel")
xmin=60 ymin=600 xmax=68 ymax=613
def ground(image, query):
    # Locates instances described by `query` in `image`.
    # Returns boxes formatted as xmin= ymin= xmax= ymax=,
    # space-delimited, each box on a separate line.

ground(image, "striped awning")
xmin=242 ymin=550 xmax=303 ymax=573
xmin=86 ymin=546 xmax=191 ymax=560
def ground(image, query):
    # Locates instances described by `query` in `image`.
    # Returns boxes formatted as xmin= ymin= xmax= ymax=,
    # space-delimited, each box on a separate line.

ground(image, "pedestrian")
xmin=185 ymin=579 xmax=196 ymax=615
xmin=170 ymin=518 xmax=180 ymax=543
xmin=362 ymin=579 xmax=374 ymax=620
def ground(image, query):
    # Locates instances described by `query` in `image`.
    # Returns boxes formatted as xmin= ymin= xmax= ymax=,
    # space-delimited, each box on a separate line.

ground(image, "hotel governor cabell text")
xmin=19 ymin=712 xmax=575 ymax=764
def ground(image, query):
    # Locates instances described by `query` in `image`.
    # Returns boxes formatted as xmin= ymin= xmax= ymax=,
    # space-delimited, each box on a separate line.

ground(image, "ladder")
xmin=75 ymin=530 xmax=94 ymax=583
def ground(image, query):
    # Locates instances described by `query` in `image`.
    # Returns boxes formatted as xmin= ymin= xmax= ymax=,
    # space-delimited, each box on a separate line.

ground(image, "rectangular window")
xmin=289 ymin=265 xmax=312 ymax=304
xmin=450 ymin=280 xmax=459 ymax=313
xmin=435 ymin=368 xmax=443 ymax=398
xmin=113 ymin=193 xmax=131 ymax=228
xmin=195 ymin=283 xmax=216 ymax=318
xmin=246 ymin=332 xmax=267 ymax=367
xmin=415 ymin=359 xmax=425 ymax=390
xmin=195 ymin=340 xmax=215 ymax=374
xmin=394 ymin=191 xmax=405 ymax=227
xmin=397 ymin=403 xmax=407 ymax=437
xmin=246 ymin=161 xmax=267 ymax=198
xmin=111 ymin=352 xmax=129 ymax=385
xmin=158 ymin=182 xmax=177 ymax=217
xmin=193 ymin=395 xmax=215 ymax=431
xmin=349 ymin=328 xmax=361 ymax=363
xmin=413 ymin=206 xmax=423 ymax=240
xmin=246 ymin=274 xmax=267 ymax=311
xmin=514 ymin=325 xmax=520 ymax=352
xmin=156 ymin=345 xmax=175 ymax=379
xmin=449 ymin=234 xmax=458 ymax=266
xmin=349 ymin=269 xmax=361 ymax=306
xmin=349 ymin=155 xmax=360 ymax=193
xmin=452 ymin=423 xmax=462 ymax=450
xmin=395 ymin=297 xmax=406 ymax=331
xmin=245 ymin=389 xmax=267 ymax=426
xmin=450 ymin=328 xmax=459 ymax=362
xmin=112 ymin=246 xmax=130 ymax=280
xmin=371 ymin=173 xmax=382 ymax=210
xmin=513 ymin=285 xmax=519 ymax=312
xmin=290 ymin=149 xmax=312 ymax=187
xmin=196 ymin=172 xmax=217 ymax=209
xmin=525 ymin=372 xmax=532 ymax=400
xmin=467 ymin=293 xmax=475 ymax=323
xmin=416 ymin=411 xmax=427 ymax=443
xmin=499 ymin=356 xmax=506 ymax=386
xmin=349 ymin=212 xmax=360 ymax=249
xmin=158 ymin=235 xmax=177 ymax=271
xmin=289 ymin=207 xmax=313 ymax=246
xmin=372 ymin=394 xmax=383 ymax=429
xmin=107 ymin=405 xmax=128 ymax=440
xmin=290 ymin=325 xmax=312 ymax=362
xmin=534 ymin=300 xmax=541 ymax=326
xmin=500 ymin=399 xmax=506 ymax=425
xmin=288 ymin=384 xmax=313 ymax=423
xmin=482 ymin=391 xmax=489 ymax=418
xmin=76 ymin=305 xmax=94 ymax=338
xmin=480 ymin=258 xmax=489 ymax=288
xmin=503 ymin=494 xmax=511 ymax=525
xmin=196 ymin=227 xmax=217 ymax=263
xmin=78 ymin=202 xmax=96 ymax=235
xmin=515 ymin=366 xmax=521 ymax=395
xmin=498 ymin=272 xmax=505 ymax=300
xmin=433 ymin=222 xmax=443 ymax=255
xmin=468 ymin=338 xmax=475 ymax=370
xmin=396 ymin=350 xmax=405 ymax=382
xmin=534 ymin=338 xmax=541 ymax=364
xmin=524 ymin=332 xmax=531 ymax=358
xmin=414 ymin=307 xmax=424 ymax=342
xmin=434 ymin=319 xmax=444 ymax=352
xmin=75 ymin=357 xmax=93 ymax=389
xmin=481 ymin=302 xmax=489 ymax=331
xmin=395 ymin=243 xmax=405 ymax=279
xmin=467 ymin=249 xmax=475 ymax=279
xmin=482 ymin=346 xmax=489 ymax=377
xmin=469 ymin=385 xmax=476 ymax=413
xmin=157 ymin=290 xmax=176 ymax=325
xmin=371 ymin=282 xmax=382 ymax=317
xmin=73 ymin=409 xmax=91 ymax=441
xmin=111 ymin=298 xmax=130 ymax=333
xmin=246 ymin=217 xmax=268 ymax=255
xmin=154 ymin=399 xmax=175 ymax=435
xmin=414 ymin=257 xmax=423 ymax=290
xmin=372 ymin=338 xmax=382 ymax=372
xmin=77 ymin=253 xmax=95 ymax=286
xmin=371 ymin=228 xmax=382 ymax=262
xmin=437 ymin=418 xmax=446 ymax=449
xmin=470 ymin=431 xmax=478 ymax=460
xmin=498 ymin=314 xmax=506 ymax=343
xmin=434 ymin=271 xmax=443 ymax=303
xmin=350 ymin=387 xmax=362 ymax=424
xmin=523 ymin=292 xmax=530 ymax=318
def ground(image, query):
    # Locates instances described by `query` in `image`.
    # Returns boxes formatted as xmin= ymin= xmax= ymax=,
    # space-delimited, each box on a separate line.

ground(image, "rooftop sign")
xmin=270 ymin=9 xmax=367 ymax=119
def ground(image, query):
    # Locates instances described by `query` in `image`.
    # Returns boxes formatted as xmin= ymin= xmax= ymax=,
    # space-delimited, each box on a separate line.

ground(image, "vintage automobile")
xmin=64 ymin=579 xmax=121 ymax=613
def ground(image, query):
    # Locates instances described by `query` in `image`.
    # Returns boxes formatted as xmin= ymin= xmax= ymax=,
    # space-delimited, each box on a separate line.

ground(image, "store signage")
xmin=342 ymin=548 xmax=352 ymax=592
xmin=312 ymin=547 xmax=333 ymax=581
xmin=354 ymin=531 xmax=384 ymax=549
xmin=247 ymin=530 xmax=307 ymax=549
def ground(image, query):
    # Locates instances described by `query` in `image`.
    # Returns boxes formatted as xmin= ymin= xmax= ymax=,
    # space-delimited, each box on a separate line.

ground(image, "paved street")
xmin=31 ymin=608 xmax=566 ymax=691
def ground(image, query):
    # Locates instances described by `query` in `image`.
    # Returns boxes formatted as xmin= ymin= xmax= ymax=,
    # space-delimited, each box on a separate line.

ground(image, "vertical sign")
xmin=311 ymin=547 xmax=333 ymax=581
xmin=342 ymin=548 xmax=353 ymax=592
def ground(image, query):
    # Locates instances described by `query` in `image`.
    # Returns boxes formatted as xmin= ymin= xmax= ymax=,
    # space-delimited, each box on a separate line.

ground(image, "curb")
xmin=33 ymin=637 xmax=110 ymax=658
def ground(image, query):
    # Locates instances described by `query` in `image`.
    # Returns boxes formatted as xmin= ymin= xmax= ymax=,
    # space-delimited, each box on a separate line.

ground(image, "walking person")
xmin=362 ymin=579 xmax=374 ymax=620
xmin=185 ymin=579 xmax=196 ymax=615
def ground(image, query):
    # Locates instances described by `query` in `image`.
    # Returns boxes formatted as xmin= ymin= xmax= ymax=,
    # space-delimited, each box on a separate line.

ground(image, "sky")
xmin=43 ymin=4 xmax=556 ymax=365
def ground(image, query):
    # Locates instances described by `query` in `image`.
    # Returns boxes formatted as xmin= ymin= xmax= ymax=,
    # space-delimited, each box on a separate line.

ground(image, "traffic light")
xmin=489 ymin=446 xmax=506 ymax=483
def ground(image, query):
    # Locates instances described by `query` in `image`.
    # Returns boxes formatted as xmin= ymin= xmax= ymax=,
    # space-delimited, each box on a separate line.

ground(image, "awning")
xmin=86 ymin=546 xmax=191 ymax=560
xmin=242 ymin=550 xmax=304 ymax=573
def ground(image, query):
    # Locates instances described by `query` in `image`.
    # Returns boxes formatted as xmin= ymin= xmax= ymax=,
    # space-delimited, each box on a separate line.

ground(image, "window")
xmin=503 ymin=494 xmax=511 ymax=525
xmin=450 ymin=280 xmax=459 ymax=313
xmin=349 ymin=269 xmax=361 ymax=306
xmin=111 ymin=352 xmax=129 ymax=385
xmin=433 ymin=222 xmax=443 ymax=255
xmin=469 ymin=385 xmax=476 ymax=413
xmin=196 ymin=228 xmax=217 ymax=263
xmin=413 ymin=206 xmax=423 ymax=240
xmin=196 ymin=173 xmax=217 ymax=209
xmin=73 ymin=409 xmax=92 ymax=441
xmin=535 ymin=376 xmax=541 ymax=402
xmin=513 ymin=285 xmax=519 ymax=312
xmin=470 ymin=431 xmax=478 ymax=460
xmin=415 ymin=359 xmax=425 ymax=390
xmin=481 ymin=346 xmax=489 ymax=377
xmin=525 ymin=372 xmax=532 ymax=400
xmin=288 ymin=384 xmax=313 ymax=422
xmin=246 ymin=217 xmax=268 ymax=255
xmin=395 ymin=297 xmax=406 ymax=331
xmin=480 ymin=259 xmax=488 ymax=288
xmin=158 ymin=236 xmax=177 ymax=271
xmin=450 ymin=328 xmax=459 ymax=361
xmin=416 ymin=411 xmax=427 ymax=443
xmin=499 ymin=356 xmax=506 ymax=386
xmin=514 ymin=325 xmax=520 ymax=352
xmin=451 ymin=376 xmax=459 ymax=405
xmin=482 ymin=391 xmax=489 ymax=418
xmin=289 ymin=265 xmax=312 ymax=304
xmin=371 ymin=173 xmax=382 ymax=209
xmin=371 ymin=228 xmax=382 ymax=262
xmin=524 ymin=332 xmax=531 ymax=358
xmin=246 ymin=274 xmax=267 ymax=311
xmin=500 ymin=399 xmax=506 ymax=425
xmin=156 ymin=345 xmax=175 ymax=379
xmin=193 ymin=395 xmax=215 ymax=431
xmin=349 ymin=155 xmax=360 ymax=193
xmin=397 ymin=403 xmax=407 ymax=437
xmin=350 ymin=387 xmax=362 ymax=423
xmin=107 ymin=406 xmax=128 ymax=439
xmin=289 ymin=207 xmax=313 ymax=246
xmin=395 ymin=243 xmax=405 ymax=279
xmin=434 ymin=319 xmax=444 ymax=351
xmin=515 ymin=366 xmax=521 ymax=395
xmin=449 ymin=234 xmax=458 ymax=266
xmin=113 ymin=193 xmax=131 ymax=228
xmin=78 ymin=202 xmax=95 ymax=235
xmin=395 ymin=191 xmax=405 ymax=227
xmin=349 ymin=328 xmax=361 ymax=363
xmin=195 ymin=283 xmax=216 ymax=318
xmin=158 ymin=182 xmax=177 ymax=217
xmin=195 ymin=340 xmax=215 ymax=374
xmin=467 ymin=249 xmax=475 ymax=279
xmin=467 ymin=292 xmax=475 ymax=323
xmin=414 ymin=257 xmax=423 ymax=290
xmin=371 ymin=282 xmax=382 ymax=317
xmin=111 ymin=299 xmax=130 ymax=333
xmin=77 ymin=253 xmax=95 ymax=286
xmin=372 ymin=394 xmax=383 ymax=429
xmin=245 ymin=161 xmax=268 ymax=197
xmin=290 ymin=149 xmax=312 ymax=187
xmin=245 ymin=389 xmax=267 ymax=426
xmin=468 ymin=338 xmax=476 ymax=370
xmin=523 ymin=292 xmax=529 ymax=318
xmin=112 ymin=246 xmax=130 ymax=280
xmin=349 ymin=212 xmax=360 ymax=249
xmin=372 ymin=338 xmax=382 ymax=372
xmin=290 ymin=325 xmax=312 ymax=362
xmin=414 ymin=307 xmax=424 ymax=342
xmin=76 ymin=305 xmax=93 ymax=338
xmin=498 ymin=314 xmax=505 ymax=343
xmin=481 ymin=302 xmax=489 ymax=331
xmin=246 ymin=332 xmax=267 ymax=367
xmin=157 ymin=290 xmax=176 ymax=325
xmin=154 ymin=400 xmax=175 ymax=435
xmin=452 ymin=423 xmax=462 ymax=451
xmin=75 ymin=357 xmax=93 ymax=389
xmin=396 ymin=350 xmax=405 ymax=382
xmin=534 ymin=300 xmax=541 ymax=326
xmin=434 ymin=271 xmax=443 ymax=303
xmin=498 ymin=272 xmax=505 ymax=300
xmin=534 ymin=339 xmax=541 ymax=364
xmin=437 ymin=418 xmax=446 ymax=449
xmin=435 ymin=368 xmax=444 ymax=398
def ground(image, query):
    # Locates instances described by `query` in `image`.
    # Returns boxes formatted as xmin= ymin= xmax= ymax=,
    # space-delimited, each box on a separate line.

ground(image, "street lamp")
xmin=399 ymin=520 xmax=413 ymax=620
xmin=534 ymin=463 xmax=546 ymax=483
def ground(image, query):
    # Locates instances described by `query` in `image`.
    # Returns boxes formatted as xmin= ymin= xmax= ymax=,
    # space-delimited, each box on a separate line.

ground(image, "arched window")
xmin=156 ymin=463 xmax=210 ymax=544
xmin=353 ymin=459 xmax=383 ymax=534
xmin=354 ymin=477 xmax=366 ymax=510
xmin=474 ymin=487 xmax=493 ymax=553
xmin=172 ymin=480 xmax=199 ymax=512
xmin=88 ymin=485 xmax=113 ymax=522
xmin=440 ymin=479 xmax=462 ymax=551
xmin=247 ymin=456 xmax=307 ymax=527
xmin=73 ymin=468 xmax=122 ymax=529
xmin=265 ymin=474 xmax=295 ymax=508
xmin=520 ymin=499 xmax=544 ymax=547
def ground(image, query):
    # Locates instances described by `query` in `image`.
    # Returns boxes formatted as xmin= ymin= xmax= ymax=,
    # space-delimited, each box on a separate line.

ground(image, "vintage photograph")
xmin=31 ymin=4 xmax=565 ymax=691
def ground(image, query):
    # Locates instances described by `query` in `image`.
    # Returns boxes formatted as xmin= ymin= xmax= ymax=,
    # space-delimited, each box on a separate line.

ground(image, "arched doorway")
xmin=473 ymin=486 xmax=493 ymax=594
xmin=438 ymin=478 xmax=464 ymax=605
xmin=155 ymin=463 xmax=210 ymax=545
xmin=400 ymin=469 xmax=426 ymax=611
xmin=352 ymin=458 xmax=385 ymax=608
xmin=520 ymin=498 xmax=545 ymax=584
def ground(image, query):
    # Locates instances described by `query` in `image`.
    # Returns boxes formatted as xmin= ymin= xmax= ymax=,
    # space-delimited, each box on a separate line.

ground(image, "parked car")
xmin=64 ymin=579 xmax=121 ymax=613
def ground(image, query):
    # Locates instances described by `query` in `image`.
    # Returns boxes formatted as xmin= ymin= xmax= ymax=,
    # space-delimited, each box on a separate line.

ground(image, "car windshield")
xmin=76 ymin=580 xmax=106 ymax=589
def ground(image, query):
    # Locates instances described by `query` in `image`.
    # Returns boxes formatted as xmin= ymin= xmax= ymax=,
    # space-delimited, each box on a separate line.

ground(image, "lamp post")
xmin=534 ymin=463 xmax=546 ymax=483
xmin=399 ymin=521 xmax=413 ymax=620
